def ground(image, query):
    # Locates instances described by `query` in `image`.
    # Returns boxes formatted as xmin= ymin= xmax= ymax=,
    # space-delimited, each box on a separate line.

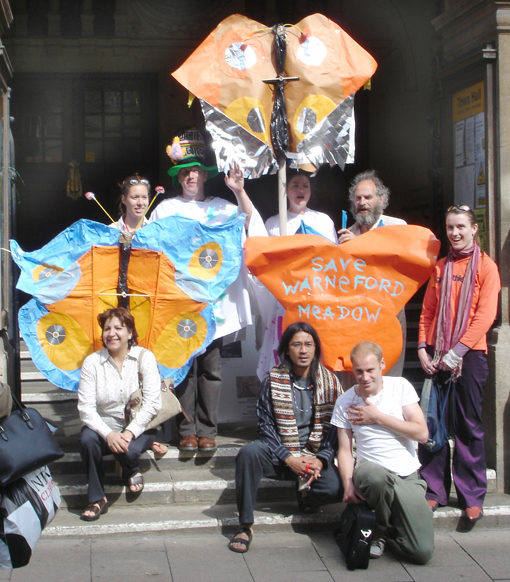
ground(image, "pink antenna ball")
xmin=85 ymin=192 xmax=96 ymax=200
xmin=155 ymin=186 xmax=165 ymax=194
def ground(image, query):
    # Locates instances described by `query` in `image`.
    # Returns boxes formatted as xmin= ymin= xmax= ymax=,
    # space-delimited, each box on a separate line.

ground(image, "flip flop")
xmin=151 ymin=442 xmax=169 ymax=455
xmin=228 ymin=526 xmax=253 ymax=553
xmin=128 ymin=473 xmax=144 ymax=493
xmin=81 ymin=497 xmax=108 ymax=521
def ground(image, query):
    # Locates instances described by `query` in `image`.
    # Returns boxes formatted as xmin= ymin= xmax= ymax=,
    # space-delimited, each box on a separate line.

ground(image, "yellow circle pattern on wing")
xmin=224 ymin=97 xmax=269 ymax=143
xmin=152 ymin=312 xmax=208 ymax=369
xmin=37 ymin=311 xmax=94 ymax=371
xmin=188 ymin=242 xmax=223 ymax=280
xmin=293 ymin=94 xmax=336 ymax=141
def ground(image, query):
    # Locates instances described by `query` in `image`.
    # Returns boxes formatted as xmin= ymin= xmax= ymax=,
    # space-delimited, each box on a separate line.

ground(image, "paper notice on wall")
xmin=465 ymin=116 xmax=475 ymax=166
xmin=454 ymin=164 xmax=476 ymax=207
xmin=452 ymin=82 xmax=485 ymax=208
xmin=475 ymin=160 xmax=486 ymax=208
xmin=475 ymin=112 xmax=485 ymax=161
xmin=455 ymin=121 xmax=466 ymax=168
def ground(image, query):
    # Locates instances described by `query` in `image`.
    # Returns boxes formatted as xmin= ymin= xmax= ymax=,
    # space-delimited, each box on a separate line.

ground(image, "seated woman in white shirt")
xmin=78 ymin=307 xmax=161 ymax=521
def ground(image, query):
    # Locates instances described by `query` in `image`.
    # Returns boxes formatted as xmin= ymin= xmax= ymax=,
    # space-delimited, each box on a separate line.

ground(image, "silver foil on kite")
xmin=201 ymin=100 xmax=277 ymax=179
xmin=293 ymin=94 xmax=355 ymax=170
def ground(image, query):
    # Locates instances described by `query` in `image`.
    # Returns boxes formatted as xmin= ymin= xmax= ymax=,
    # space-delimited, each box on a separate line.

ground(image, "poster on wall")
xmin=452 ymin=82 xmax=485 ymax=210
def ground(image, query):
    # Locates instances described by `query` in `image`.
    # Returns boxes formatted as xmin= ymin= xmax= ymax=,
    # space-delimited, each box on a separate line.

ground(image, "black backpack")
xmin=334 ymin=503 xmax=376 ymax=570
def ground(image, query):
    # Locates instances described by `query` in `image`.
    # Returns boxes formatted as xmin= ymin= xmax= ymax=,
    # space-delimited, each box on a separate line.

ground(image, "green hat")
xmin=166 ymin=127 xmax=218 ymax=187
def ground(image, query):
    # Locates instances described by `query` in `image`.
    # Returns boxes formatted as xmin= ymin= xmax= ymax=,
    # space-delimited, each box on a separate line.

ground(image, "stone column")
xmin=489 ymin=22 xmax=510 ymax=493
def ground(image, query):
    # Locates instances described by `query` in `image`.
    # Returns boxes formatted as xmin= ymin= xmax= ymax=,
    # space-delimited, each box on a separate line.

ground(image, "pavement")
xmin=2 ymin=523 xmax=510 ymax=581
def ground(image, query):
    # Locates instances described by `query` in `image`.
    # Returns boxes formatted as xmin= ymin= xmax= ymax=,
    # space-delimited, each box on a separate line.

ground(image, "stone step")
xmin=42 ymin=494 xmax=510 ymax=539
xmin=52 ymin=467 xmax=295 ymax=509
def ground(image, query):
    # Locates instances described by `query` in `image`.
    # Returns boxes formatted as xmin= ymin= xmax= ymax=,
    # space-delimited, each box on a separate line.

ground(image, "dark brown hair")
xmin=117 ymin=174 xmax=151 ymax=218
xmin=445 ymin=206 xmax=481 ymax=247
xmin=98 ymin=307 xmax=138 ymax=348
xmin=286 ymin=169 xmax=317 ymax=208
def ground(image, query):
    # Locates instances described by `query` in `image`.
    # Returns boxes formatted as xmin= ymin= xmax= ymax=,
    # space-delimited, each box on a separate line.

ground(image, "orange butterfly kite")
xmin=172 ymin=13 xmax=377 ymax=176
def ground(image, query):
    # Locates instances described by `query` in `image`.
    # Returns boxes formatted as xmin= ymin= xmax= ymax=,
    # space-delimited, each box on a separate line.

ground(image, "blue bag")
xmin=420 ymin=374 xmax=454 ymax=453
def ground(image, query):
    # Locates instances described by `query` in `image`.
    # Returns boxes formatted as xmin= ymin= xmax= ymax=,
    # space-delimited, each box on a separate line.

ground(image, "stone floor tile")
xmin=462 ymin=553 xmax=510 ymax=581
xmin=91 ymin=536 xmax=167 ymax=553
xmin=451 ymin=527 xmax=510 ymax=550
xmin=9 ymin=539 xmax=91 ymax=582
xmin=244 ymin=530 xmax=314 ymax=550
xmin=405 ymin=565 xmax=493 ymax=582
xmin=308 ymin=532 xmax=340 ymax=558
xmin=165 ymin=534 xmax=253 ymax=582
xmin=243 ymin=544 xmax=329 ymax=582
xmin=419 ymin=533 xmax=472 ymax=567
xmin=322 ymin=554 xmax=412 ymax=582
xmin=92 ymin=549 xmax=170 ymax=579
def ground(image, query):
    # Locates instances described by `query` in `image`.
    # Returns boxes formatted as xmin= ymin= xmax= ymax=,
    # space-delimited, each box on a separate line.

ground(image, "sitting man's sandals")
xmin=228 ymin=526 xmax=253 ymax=553
xmin=296 ymin=485 xmax=319 ymax=514
xmin=128 ymin=472 xmax=144 ymax=493
xmin=151 ymin=442 xmax=169 ymax=455
xmin=81 ymin=497 xmax=108 ymax=521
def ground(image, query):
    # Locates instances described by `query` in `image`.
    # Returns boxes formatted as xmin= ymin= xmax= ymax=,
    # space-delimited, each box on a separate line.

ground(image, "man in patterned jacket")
xmin=229 ymin=322 xmax=343 ymax=553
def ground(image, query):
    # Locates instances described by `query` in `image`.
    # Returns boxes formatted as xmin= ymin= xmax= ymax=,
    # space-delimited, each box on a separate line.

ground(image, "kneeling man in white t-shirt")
xmin=331 ymin=341 xmax=434 ymax=564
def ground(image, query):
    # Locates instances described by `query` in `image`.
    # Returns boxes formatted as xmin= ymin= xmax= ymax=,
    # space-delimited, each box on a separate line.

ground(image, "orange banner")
xmin=245 ymin=226 xmax=440 ymax=372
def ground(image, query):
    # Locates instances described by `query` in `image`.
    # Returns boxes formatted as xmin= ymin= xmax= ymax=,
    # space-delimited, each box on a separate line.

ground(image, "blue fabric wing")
xmin=18 ymin=299 xmax=82 ymax=391
xmin=10 ymin=220 xmax=119 ymax=304
xmin=133 ymin=214 xmax=244 ymax=303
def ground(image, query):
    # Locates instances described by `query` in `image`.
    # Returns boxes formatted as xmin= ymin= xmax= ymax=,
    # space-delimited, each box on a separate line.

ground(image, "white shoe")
xmin=369 ymin=537 xmax=386 ymax=559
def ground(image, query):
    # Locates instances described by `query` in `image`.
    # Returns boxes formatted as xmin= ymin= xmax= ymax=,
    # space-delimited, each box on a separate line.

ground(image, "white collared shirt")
xmin=78 ymin=346 xmax=161 ymax=440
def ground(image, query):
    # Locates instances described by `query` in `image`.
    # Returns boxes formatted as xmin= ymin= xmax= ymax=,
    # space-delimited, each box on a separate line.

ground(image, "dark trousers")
xmin=175 ymin=338 xmax=222 ymax=439
xmin=235 ymin=439 xmax=344 ymax=525
xmin=418 ymin=350 xmax=489 ymax=508
xmin=80 ymin=426 xmax=155 ymax=504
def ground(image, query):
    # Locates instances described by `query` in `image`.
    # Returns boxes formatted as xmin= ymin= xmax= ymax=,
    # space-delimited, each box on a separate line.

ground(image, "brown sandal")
xmin=81 ymin=497 xmax=108 ymax=521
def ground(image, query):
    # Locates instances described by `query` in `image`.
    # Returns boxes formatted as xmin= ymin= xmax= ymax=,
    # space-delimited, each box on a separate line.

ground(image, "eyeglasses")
xmin=129 ymin=179 xmax=149 ymax=186
xmin=447 ymin=205 xmax=471 ymax=212
xmin=289 ymin=342 xmax=315 ymax=350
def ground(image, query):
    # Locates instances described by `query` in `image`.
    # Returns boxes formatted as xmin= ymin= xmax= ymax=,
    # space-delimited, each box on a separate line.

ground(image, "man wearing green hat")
xmin=151 ymin=128 xmax=267 ymax=452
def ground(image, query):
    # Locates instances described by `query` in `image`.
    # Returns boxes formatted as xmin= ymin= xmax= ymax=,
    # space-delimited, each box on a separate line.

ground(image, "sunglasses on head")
xmin=447 ymin=204 xmax=471 ymax=212
xmin=129 ymin=179 xmax=149 ymax=186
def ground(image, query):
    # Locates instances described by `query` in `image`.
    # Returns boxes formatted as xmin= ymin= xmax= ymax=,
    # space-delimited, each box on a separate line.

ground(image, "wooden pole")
xmin=278 ymin=161 xmax=287 ymax=235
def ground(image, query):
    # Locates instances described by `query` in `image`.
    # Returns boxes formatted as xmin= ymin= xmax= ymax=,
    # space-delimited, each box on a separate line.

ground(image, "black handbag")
xmin=334 ymin=503 xmax=376 ymax=570
xmin=0 ymin=393 xmax=65 ymax=487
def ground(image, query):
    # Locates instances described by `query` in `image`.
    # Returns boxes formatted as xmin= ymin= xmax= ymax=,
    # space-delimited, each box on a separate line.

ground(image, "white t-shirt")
xmin=265 ymin=208 xmax=338 ymax=243
xmin=331 ymin=376 xmax=420 ymax=476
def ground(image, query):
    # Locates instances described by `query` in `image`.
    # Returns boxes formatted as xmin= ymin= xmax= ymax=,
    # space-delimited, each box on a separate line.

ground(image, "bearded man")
xmin=337 ymin=170 xmax=406 ymax=244
xmin=337 ymin=170 xmax=407 ymax=377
